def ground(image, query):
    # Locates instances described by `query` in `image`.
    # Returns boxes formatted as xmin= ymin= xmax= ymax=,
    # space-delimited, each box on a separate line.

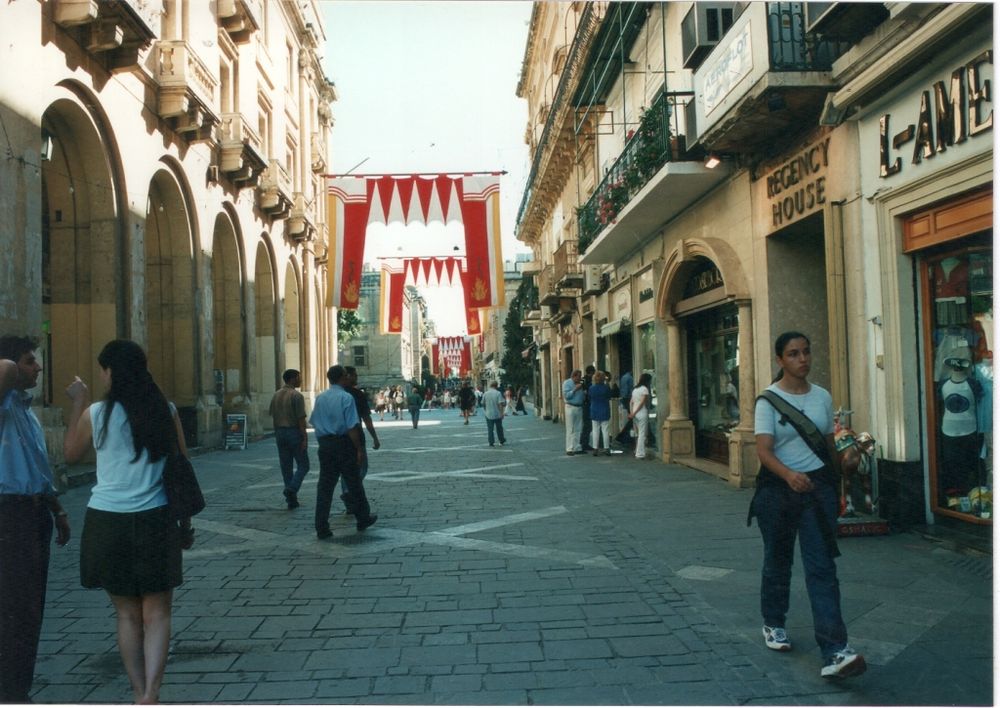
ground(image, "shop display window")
xmin=637 ymin=321 xmax=657 ymax=417
xmin=687 ymin=303 xmax=739 ymax=463
xmin=925 ymin=240 xmax=993 ymax=522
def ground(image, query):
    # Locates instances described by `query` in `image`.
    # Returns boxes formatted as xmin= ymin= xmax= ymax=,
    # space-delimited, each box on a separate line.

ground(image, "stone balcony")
xmin=217 ymin=0 xmax=261 ymax=44
xmin=219 ymin=112 xmax=267 ymax=186
xmin=155 ymin=40 xmax=219 ymax=140
xmin=257 ymin=160 xmax=292 ymax=218
xmin=287 ymin=193 xmax=316 ymax=240
xmin=52 ymin=0 xmax=158 ymax=71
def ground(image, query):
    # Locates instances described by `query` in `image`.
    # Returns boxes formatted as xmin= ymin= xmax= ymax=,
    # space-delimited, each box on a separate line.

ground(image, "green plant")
xmin=337 ymin=308 xmax=364 ymax=343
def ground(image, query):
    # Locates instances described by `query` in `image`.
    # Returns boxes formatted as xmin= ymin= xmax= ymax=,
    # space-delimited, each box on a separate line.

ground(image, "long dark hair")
xmin=771 ymin=331 xmax=811 ymax=382
xmin=96 ymin=340 xmax=176 ymax=463
xmin=637 ymin=372 xmax=653 ymax=389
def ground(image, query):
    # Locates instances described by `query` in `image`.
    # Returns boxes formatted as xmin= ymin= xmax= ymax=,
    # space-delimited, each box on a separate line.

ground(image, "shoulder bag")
xmin=163 ymin=446 xmax=206 ymax=521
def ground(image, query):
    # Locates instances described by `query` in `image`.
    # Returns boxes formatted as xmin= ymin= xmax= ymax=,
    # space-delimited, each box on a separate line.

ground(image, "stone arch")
xmin=211 ymin=206 xmax=249 ymax=410
xmin=656 ymin=237 xmax=751 ymax=323
xmin=144 ymin=163 xmax=200 ymax=414
xmin=40 ymin=87 xmax=124 ymax=422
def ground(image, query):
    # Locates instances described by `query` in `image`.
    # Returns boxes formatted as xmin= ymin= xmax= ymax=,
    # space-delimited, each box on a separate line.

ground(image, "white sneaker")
xmin=762 ymin=625 xmax=792 ymax=651
xmin=821 ymin=647 xmax=867 ymax=679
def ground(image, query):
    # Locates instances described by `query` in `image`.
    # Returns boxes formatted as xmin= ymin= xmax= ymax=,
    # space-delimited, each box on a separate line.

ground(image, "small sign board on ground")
xmin=224 ymin=413 xmax=248 ymax=450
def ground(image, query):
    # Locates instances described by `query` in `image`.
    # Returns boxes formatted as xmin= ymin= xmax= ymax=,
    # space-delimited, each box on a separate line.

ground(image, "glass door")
xmin=687 ymin=303 xmax=740 ymax=464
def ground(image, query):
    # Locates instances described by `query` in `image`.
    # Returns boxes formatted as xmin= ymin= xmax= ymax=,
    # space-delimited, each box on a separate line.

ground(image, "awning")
xmin=599 ymin=319 xmax=626 ymax=338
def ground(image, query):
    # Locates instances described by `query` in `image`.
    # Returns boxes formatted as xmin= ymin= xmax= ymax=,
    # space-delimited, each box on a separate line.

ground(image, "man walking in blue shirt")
xmin=562 ymin=369 xmax=585 ymax=455
xmin=481 ymin=381 xmax=507 ymax=447
xmin=0 ymin=335 xmax=71 ymax=702
xmin=310 ymin=365 xmax=377 ymax=538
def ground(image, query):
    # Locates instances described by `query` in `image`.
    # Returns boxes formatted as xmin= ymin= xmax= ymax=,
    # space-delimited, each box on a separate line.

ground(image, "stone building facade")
xmin=516 ymin=2 xmax=992 ymax=535
xmin=1 ymin=0 xmax=338 ymax=459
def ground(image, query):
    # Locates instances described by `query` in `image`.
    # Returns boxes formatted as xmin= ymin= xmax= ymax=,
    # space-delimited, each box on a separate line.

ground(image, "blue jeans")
xmin=275 ymin=427 xmax=309 ymax=494
xmin=753 ymin=480 xmax=847 ymax=658
xmin=486 ymin=417 xmax=506 ymax=445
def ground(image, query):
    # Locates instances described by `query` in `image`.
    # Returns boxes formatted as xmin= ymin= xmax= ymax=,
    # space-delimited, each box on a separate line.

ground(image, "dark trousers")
xmin=275 ymin=426 xmax=310 ymax=494
xmin=753 ymin=481 xmax=847 ymax=658
xmin=315 ymin=436 xmax=372 ymax=532
xmin=486 ymin=417 xmax=506 ymax=445
xmin=0 ymin=498 xmax=53 ymax=702
xmin=408 ymin=406 xmax=421 ymax=428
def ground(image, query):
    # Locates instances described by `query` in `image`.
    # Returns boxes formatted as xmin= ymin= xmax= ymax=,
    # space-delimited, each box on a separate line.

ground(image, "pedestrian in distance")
xmin=268 ymin=369 xmax=309 ymax=510
xmin=749 ymin=331 xmax=866 ymax=680
xmin=458 ymin=380 xmax=476 ymax=425
xmin=340 ymin=367 xmax=380 ymax=514
xmin=421 ymin=388 xmax=432 ymax=410
xmin=481 ymin=381 xmax=507 ymax=447
xmin=393 ymin=387 xmax=404 ymax=419
xmin=310 ymin=365 xmax=377 ymax=538
xmin=515 ymin=385 xmax=527 ymax=415
xmin=588 ymin=371 xmax=613 ymax=455
xmin=0 ymin=335 xmax=71 ymax=703
xmin=504 ymin=385 xmax=516 ymax=416
xmin=562 ymin=369 xmax=585 ymax=455
xmin=63 ymin=339 xmax=189 ymax=705
xmin=628 ymin=373 xmax=652 ymax=459
xmin=580 ymin=365 xmax=596 ymax=451
xmin=374 ymin=389 xmax=387 ymax=421
xmin=407 ymin=386 xmax=423 ymax=429
xmin=615 ymin=368 xmax=635 ymax=447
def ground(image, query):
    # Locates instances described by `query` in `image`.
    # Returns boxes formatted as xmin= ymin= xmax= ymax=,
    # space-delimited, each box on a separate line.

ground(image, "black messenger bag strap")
xmin=755 ymin=390 xmax=841 ymax=558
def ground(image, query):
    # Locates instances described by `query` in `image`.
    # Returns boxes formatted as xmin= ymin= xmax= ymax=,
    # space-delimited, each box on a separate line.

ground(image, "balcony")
xmin=537 ymin=265 xmax=559 ymax=306
xmin=155 ymin=41 xmax=219 ymax=140
xmin=217 ymin=0 xmax=261 ymax=44
xmin=52 ymin=0 xmax=158 ymax=71
xmin=553 ymin=240 xmax=583 ymax=288
xmin=257 ymin=160 xmax=292 ymax=218
xmin=287 ymin=193 xmax=315 ymax=240
xmin=219 ymin=113 xmax=267 ymax=186
xmin=310 ymin=132 xmax=327 ymax=173
xmin=691 ymin=2 xmax=850 ymax=155
xmin=578 ymin=91 xmax=731 ymax=265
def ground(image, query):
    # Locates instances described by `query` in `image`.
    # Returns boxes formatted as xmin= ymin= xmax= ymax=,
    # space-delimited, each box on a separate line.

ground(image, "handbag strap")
xmin=757 ymin=390 xmax=831 ymax=466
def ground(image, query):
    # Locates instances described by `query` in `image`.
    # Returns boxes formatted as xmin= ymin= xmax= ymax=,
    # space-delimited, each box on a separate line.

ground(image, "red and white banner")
xmin=436 ymin=336 xmax=471 ymax=378
xmin=379 ymin=265 xmax=406 ymax=335
xmin=326 ymin=174 xmax=503 ymax=310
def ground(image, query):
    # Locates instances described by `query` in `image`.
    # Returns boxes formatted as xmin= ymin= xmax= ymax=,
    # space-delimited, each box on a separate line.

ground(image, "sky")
xmin=319 ymin=1 xmax=534 ymax=336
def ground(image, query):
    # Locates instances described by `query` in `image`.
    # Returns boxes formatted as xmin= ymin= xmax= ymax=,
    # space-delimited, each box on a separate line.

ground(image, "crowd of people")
xmin=0 ymin=329 xmax=863 ymax=702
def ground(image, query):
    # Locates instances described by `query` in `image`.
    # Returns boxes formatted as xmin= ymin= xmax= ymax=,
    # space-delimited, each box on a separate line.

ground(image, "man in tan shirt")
xmin=269 ymin=369 xmax=309 ymax=509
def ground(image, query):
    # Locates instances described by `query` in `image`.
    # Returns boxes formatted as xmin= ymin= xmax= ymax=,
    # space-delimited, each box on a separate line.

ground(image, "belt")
xmin=0 ymin=493 xmax=52 ymax=507
xmin=565 ymin=402 xmax=582 ymax=407
xmin=318 ymin=433 xmax=350 ymax=440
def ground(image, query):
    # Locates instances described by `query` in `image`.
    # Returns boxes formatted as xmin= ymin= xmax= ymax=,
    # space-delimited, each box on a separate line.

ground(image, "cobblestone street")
xmin=33 ymin=408 xmax=992 ymax=705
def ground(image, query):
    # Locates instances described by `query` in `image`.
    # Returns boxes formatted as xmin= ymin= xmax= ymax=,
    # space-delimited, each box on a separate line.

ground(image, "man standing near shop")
xmin=563 ymin=369 xmax=585 ymax=455
xmin=0 ymin=335 xmax=71 ymax=703
xmin=580 ymin=365 xmax=596 ymax=452
xmin=340 ymin=366 xmax=380 ymax=515
xmin=481 ymin=381 xmax=507 ymax=447
xmin=310 ymin=365 xmax=377 ymax=538
xmin=269 ymin=369 xmax=309 ymax=510
xmin=616 ymin=367 xmax=635 ymax=447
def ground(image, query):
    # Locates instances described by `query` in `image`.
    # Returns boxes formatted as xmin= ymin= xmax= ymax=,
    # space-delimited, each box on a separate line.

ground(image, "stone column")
xmin=728 ymin=299 xmax=758 ymax=487
xmin=662 ymin=319 xmax=694 ymax=462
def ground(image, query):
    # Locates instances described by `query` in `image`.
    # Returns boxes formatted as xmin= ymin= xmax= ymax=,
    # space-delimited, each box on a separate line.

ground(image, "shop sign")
xmin=683 ymin=261 xmax=724 ymax=299
xmin=765 ymin=136 xmax=830 ymax=228
xmin=613 ymin=285 xmax=632 ymax=321
xmin=636 ymin=269 xmax=656 ymax=322
xmin=879 ymin=50 xmax=993 ymax=179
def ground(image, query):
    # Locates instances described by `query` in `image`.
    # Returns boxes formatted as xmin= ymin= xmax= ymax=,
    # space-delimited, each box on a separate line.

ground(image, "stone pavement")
xmin=32 ymin=406 xmax=993 ymax=704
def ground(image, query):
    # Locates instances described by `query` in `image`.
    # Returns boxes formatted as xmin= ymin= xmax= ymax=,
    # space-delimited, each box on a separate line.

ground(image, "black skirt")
xmin=80 ymin=506 xmax=183 ymax=596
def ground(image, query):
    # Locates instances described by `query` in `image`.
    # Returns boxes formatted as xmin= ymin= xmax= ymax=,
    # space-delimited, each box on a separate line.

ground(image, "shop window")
xmin=923 ymin=236 xmax=992 ymax=522
xmin=352 ymin=345 xmax=367 ymax=368
xmin=687 ymin=303 xmax=740 ymax=464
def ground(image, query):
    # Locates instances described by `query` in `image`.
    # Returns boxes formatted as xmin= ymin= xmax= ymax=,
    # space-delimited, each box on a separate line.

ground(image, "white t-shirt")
xmin=754 ymin=383 xmax=833 ymax=473
xmin=630 ymin=385 xmax=650 ymax=418
xmin=941 ymin=378 xmax=978 ymax=437
xmin=88 ymin=400 xmax=172 ymax=512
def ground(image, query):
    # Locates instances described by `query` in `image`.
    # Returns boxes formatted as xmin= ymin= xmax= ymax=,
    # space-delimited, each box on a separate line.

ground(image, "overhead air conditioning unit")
xmin=681 ymin=2 xmax=737 ymax=70
xmin=582 ymin=265 xmax=603 ymax=296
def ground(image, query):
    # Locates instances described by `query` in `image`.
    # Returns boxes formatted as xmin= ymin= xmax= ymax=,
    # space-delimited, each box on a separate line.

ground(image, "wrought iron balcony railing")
xmin=577 ymin=90 xmax=693 ymax=252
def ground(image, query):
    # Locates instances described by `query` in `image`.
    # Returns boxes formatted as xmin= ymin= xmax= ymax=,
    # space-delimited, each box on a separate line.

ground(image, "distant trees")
xmin=499 ymin=275 xmax=538 ymax=389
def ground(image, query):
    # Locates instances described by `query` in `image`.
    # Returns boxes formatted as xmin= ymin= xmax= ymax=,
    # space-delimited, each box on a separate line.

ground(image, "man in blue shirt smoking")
xmin=310 ymin=365 xmax=377 ymax=538
xmin=0 ymin=335 xmax=71 ymax=702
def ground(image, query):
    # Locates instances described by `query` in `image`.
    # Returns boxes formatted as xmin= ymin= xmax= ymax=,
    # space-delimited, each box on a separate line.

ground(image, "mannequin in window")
xmin=938 ymin=355 xmax=984 ymax=498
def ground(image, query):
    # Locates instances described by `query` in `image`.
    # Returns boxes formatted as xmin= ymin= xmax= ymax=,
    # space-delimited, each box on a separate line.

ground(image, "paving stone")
xmin=400 ymin=644 xmax=476 ymax=665
xmin=542 ymin=638 xmax=614 ymax=660
xmin=476 ymin=641 xmax=543 ymax=663
xmin=430 ymin=674 xmax=484 ymax=693
xmin=313 ymin=677 xmax=373 ymax=698
xmin=247 ymin=679 xmax=319 ymax=701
